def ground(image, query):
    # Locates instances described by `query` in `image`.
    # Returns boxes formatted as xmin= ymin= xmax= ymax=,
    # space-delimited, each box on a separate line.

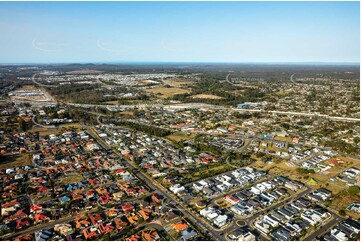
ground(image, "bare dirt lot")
xmin=146 ymin=87 xmax=191 ymax=99
xmin=10 ymin=85 xmax=55 ymax=103
xmin=18 ymin=85 xmax=36 ymax=90
xmin=0 ymin=153 xmax=32 ymax=170
xmin=163 ymin=79 xmax=191 ymax=87
xmin=250 ymin=158 xmax=359 ymax=196
xmin=190 ymin=94 xmax=223 ymax=99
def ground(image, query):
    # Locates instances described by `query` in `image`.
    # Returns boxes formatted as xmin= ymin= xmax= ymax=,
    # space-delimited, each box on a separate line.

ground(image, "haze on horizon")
xmin=0 ymin=1 xmax=359 ymax=64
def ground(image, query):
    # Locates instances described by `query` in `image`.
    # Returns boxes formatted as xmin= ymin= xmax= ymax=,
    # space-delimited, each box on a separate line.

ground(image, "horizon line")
xmin=0 ymin=61 xmax=360 ymax=66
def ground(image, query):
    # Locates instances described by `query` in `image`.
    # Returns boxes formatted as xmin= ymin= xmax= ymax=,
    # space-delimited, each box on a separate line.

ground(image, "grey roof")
xmin=180 ymin=228 xmax=198 ymax=241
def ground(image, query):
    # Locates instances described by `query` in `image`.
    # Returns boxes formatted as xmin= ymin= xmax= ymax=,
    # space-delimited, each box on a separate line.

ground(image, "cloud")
xmin=96 ymin=39 xmax=124 ymax=54
xmin=32 ymin=39 xmax=69 ymax=52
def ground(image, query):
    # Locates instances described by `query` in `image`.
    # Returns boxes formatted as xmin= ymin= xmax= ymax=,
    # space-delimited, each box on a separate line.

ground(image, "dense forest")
xmin=169 ymin=80 xmax=267 ymax=106
xmin=47 ymin=84 xmax=117 ymax=104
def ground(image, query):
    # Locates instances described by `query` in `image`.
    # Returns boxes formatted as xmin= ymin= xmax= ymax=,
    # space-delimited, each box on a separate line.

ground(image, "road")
xmin=86 ymin=126 xmax=224 ymax=240
xmin=9 ymin=72 xmax=359 ymax=123
xmin=225 ymin=73 xmax=234 ymax=86
xmin=1 ymin=209 xmax=95 ymax=240
xmin=230 ymin=108 xmax=360 ymax=122
xmin=31 ymin=115 xmax=57 ymax=129
xmin=246 ymin=186 xmax=312 ymax=223
xmin=303 ymin=216 xmax=340 ymax=241
xmin=66 ymin=102 xmax=359 ymax=123
xmin=31 ymin=73 xmax=59 ymax=88
xmin=86 ymin=121 xmax=356 ymax=241
xmin=220 ymin=186 xmax=313 ymax=239
xmin=303 ymin=205 xmax=343 ymax=241
xmin=290 ymin=73 xmax=300 ymax=85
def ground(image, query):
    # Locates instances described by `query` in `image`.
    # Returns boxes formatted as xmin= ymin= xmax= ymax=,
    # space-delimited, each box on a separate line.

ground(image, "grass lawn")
xmin=167 ymin=228 xmax=180 ymax=240
xmin=0 ymin=153 xmax=32 ymax=170
xmin=346 ymin=210 xmax=360 ymax=220
xmin=267 ymin=92 xmax=290 ymax=97
xmin=274 ymin=136 xmax=293 ymax=142
xmin=182 ymin=164 xmax=233 ymax=183
xmin=189 ymin=197 xmax=205 ymax=210
xmin=192 ymin=164 xmax=228 ymax=177
xmin=164 ymin=79 xmax=191 ymax=87
xmin=146 ymin=87 xmax=191 ymax=99
xmin=166 ymin=132 xmax=196 ymax=142
xmin=268 ymin=144 xmax=288 ymax=152
xmin=251 ymin=159 xmax=348 ymax=194
xmin=216 ymin=198 xmax=232 ymax=208
xmin=100 ymin=100 xmax=119 ymax=105
xmin=29 ymin=123 xmax=82 ymax=136
xmin=29 ymin=126 xmax=63 ymax=136
xmin=59 ymin=123 xmax=82 ymax=130
xmin=329 ymin=192 xmax=360 ymax=217
xmin=57 ymin=173 xmax=83 ymax=185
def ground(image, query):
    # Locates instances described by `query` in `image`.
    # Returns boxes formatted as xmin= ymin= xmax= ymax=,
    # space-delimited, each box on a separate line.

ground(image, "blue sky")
xmin=0 ymin=1 xmax=359 ymax=63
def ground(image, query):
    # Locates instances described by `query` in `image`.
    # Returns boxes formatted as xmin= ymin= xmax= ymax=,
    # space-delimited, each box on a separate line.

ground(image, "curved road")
xmin=226 ymin=73 xmax=234 ymax=86
xmin=31 ymin=73 xmax=59 ymax=88
xmin=290 ymin=73 xmax=300 ymax=85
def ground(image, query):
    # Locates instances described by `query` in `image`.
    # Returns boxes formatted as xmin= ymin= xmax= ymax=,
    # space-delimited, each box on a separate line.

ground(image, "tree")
xmin=353 ymin=137 xmax=360 ymax=144
xmin=18 ymin=118 xmax=26 ymax=132
xmin=137 ymin=217 xmax=144 ymax=224
xmin=348 ymin=186 xmax=360 ymax=196
xmin=339 ymin=209 xmax=346 ymax=216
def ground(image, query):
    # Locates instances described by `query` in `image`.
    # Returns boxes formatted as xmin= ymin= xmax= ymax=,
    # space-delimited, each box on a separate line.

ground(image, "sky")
xmin=0 ymin=1 xmax=359 ymax=64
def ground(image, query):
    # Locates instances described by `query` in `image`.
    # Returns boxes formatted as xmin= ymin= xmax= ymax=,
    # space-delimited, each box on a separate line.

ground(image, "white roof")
xmin=214 ymin=214 xmax=228 ymax=223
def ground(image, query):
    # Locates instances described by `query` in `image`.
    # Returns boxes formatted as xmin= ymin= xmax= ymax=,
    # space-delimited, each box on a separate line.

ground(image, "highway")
xmin=230 ymin=108 xmax=360 ymax=122
xmin=21 ymin=72 xmax=359 ymax=123
xmin=66 ymin=102 xmax=360 ymax=123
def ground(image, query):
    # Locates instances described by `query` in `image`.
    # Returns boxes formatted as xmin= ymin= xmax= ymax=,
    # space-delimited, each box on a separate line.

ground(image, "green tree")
xmin=348 ymin=186 xmax=360 ymax=196
xmin=339 ymin=209 xmax=346 ymax=216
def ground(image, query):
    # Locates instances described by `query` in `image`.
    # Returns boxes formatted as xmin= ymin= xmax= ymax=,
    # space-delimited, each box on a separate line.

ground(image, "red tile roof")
xmin=121 ymin=204 xmax=134 ymax=213
xmin=34 ymin=213 xmax=48 ymax=223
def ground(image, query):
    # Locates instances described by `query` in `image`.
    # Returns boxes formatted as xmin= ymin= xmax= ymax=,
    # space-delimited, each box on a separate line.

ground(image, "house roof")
xmin=121 ymin=203 xmax=134 ymax=213
xmin=125 ymin=234 xmax=141 ymax=241
xmin=142 ymin=230 xmax=160 ymax=241
xmin=89 ymin=214 xmax=103 ymax=225
xmin=3 ymin=209 xmax=28 ymax=222
xmin=180 ymin=228 xmax=198 ymax=240
xmin=2 ymin=200 xmax=19 ymax=208
xmin=35 ymin=213 xmax=48 ymax=223
xmin=99 ymin=223 xmax=115 ymax=234
xmin=139 ymin=209 xmax=151 ymax=220
xmin=127 ymin=214 xmax=139 ymax=224
xmin=83 ymin=228 xmax=98 ymax=240
xmin=165 ymin=211 xmax=179 ymax=221
xmin=172 ymin=222 xmax=188 ymax=231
